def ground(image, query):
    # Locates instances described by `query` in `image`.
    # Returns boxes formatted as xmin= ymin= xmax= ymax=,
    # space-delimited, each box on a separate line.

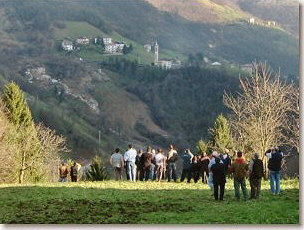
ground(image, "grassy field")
xmin=0 ymin=179 xmax=299 ymax=224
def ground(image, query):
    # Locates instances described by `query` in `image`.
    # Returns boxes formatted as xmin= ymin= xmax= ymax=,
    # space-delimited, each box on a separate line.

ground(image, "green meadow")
xmin=0 ymin=179 xmax=299 ymax=224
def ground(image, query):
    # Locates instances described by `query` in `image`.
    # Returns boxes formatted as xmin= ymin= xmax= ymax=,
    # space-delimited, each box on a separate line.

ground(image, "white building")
xmin=157 ymin=60 xmax=172 ymax=70
xmin=144 ymin=44 xmax=152 ymax=53
xmin=249 ymin=17 xmax=255 ymax=24
xmin=61 ymin=40 xmax=74 ymax=51
xmin=76 ymin=37 xmax=90 ymax=45
xmin=267 ymin=21 xmax=276 ymax=26
xmin=102 ymin=37 xmax=112 ymax=45
xmin=104 ymin=43 xmax=125 ymax=54
xmin=211 ymin=62 xmax=222 ymax=66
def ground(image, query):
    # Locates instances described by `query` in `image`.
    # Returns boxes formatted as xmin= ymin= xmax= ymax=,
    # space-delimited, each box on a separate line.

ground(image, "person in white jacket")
xmin=124 ymin=144 xmax=137 ymax=182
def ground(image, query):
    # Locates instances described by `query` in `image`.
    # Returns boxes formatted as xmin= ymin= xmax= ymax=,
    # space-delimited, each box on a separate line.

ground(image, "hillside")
xmin=144 ymin=0 xmax=249 ymax=24
xmin=145 ymin=0 xmax=299 ymax=37
xmin=0 ymin=0 xmax=299 ymax=161
xmin=236 ymin=0 xmax=299 ymax=37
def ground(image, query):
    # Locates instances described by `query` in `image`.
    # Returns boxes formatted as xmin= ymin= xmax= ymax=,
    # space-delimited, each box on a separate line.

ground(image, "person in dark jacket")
xmin=200 ymin=152 xmax=210 ymax=184
xmin=266 ymin=147 xmax=283 ymax=195
xmin=249 ymin=153 xmax=264 ymax=199
xmin=135 ymin=149 xmax=143 ymax=181
xmin=70 ymin=162 xmax=78 ymax=182
xmin=220 ymin=149 xmax=232 ymax=175
xmin=180 ymin=149 xmax=193 ymax=183
xmin=211 ymin=157 xmax=226 ymax=201
xmin=192 ymin=155 xmax=201 ymax=183
xmin=140 ymin=147 xmax=153 ymax=181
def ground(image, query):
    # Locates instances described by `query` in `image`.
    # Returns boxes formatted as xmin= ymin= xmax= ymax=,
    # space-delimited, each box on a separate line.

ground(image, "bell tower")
xmin=154 ymin=40 xmax=159 ymax=63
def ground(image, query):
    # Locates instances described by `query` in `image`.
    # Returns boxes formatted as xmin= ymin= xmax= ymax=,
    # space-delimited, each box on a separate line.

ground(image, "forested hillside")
xmin=0 ymin=0 xmax=299 ymax=161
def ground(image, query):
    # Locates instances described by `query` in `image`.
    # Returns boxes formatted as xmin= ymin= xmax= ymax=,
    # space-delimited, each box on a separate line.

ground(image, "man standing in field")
xmin=70 ymin=162 xmax=79 ymax=182
xmin=229 ymin=151 xmax=249 ymax=201
xmin=167 ymin=144 xmax=178 ymax=182
xmin=150 ymin=148 xmax=156 ymax=181
xmin=135 ymin=149 xmax=143 ymax=181
xmin=59 ymin=162 xmax=68 ymax=182
xmin=220 ymin=149 xmax=232 ymax=176
xmin=249 ymin=153 xmax=264 ymax=199
xmin=180 ymin=149 xmax=194 ymax=183
xmin=124 ymin=144 xmax=137 ymax=182
xmin=200 ymin=152 xmax=210 ymax=184
xmin=140 ymin=147 xmax=153 ymax=181
xmin=211 ymin=157 xmax=226 ymax=201
xmin=266 ymin=147 xmax=283 ymax=195
xmin=208 ymin=152 xmax=223 ymax=191
xmin=155 ymin=148 xmax=165 ymax=182
xmin=110 ymin=148 xmax=124 ymax=181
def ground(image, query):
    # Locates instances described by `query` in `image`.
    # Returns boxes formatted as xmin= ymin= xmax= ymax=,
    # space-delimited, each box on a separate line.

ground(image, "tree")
xmin=86 ymin=155 xmax=108 ymax=181
xmin=196 ymin=140 xmax=209 ymax=154
xmin=223 ymin=62 xmax=298 ymax=172
xmin=208 ymin=114 xmax=234 ymax=153
xmin=2 ymin=82 xmax=39 ymax=183
xmin=285 ymin=89 xmax=299 ymax=152
xmin=35 ymin=123 xmax=70 ymax=182
xmin=2 ymin=82 xmax=33 ymax=128
xmin=1 ymin=82 xmax=69 ymax=183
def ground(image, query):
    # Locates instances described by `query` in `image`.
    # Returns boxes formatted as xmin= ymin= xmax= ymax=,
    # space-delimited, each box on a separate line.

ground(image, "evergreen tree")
xmin=2 ymin=82 xmax=42 ymax=183
xmin=209 ymin=114 xmax=233 ymax=153
xmin=2 ymin=82 xmax=33 ymax=127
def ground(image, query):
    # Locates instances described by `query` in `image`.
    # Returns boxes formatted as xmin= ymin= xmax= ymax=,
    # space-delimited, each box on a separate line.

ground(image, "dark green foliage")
xmin=2 ymin=82 xmax=33 ymax=127
xmin=209 ymin=114 xmax=234 ymax=153
xmin=86 ymin=156 xmax=108 ymax=181
xmin=122 ymin=43 xmax=133 ymax=55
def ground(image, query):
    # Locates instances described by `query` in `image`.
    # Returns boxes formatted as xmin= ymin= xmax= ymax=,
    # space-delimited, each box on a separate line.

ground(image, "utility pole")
xmin=98 ymin=130 xmax=101 ymax=154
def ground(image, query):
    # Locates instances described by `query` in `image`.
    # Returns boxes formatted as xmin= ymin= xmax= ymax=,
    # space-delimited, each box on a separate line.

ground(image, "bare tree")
xmin=223 ymin=62 xmax=298 ymax=174
xmin=35 ymin=123 xmax=70 ymax=182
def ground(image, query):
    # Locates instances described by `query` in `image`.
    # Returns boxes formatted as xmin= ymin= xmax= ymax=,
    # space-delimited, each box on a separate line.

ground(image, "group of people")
xmin=58 ymin=162 xmax=81 ymax=182
xmin=110 ymin=144 xmax=284 ymax=201
xmin=110 ymin=144 xmax=211 ymax=183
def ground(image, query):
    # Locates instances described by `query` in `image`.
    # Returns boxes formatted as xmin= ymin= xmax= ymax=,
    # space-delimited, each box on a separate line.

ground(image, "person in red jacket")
xmin=229 ymin=151 xmax=249 ymax=201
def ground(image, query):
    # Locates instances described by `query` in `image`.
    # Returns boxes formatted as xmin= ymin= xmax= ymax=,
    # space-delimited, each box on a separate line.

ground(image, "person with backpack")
xmin=167 ymin=144 xmax=178 ymax=182
xmin=229 ymin=151 xmax=249 ymax=201
xmin=249 ymin=153 xmax=264 ymax=199
xmin=140 ymin=147 xmax=153 ymax=181
xmin=110 ymin=148 xmax=124 ymax=181
xmin=124 ymin=144 xmax=137 ymax=182
xmin=180 ymin=149 xmax=194 ymax=183
xmin=59 ymin=162 xmax=68 ymax=182
xmin=266 ymin=147 xmax=284 ymax=195
xmin=211 ymin=157 xmax=226 ymax=201
xmin=70 ymin=162 xmax=79 ymax=182
xmin=155 ymin=149 xmax=165 ymax=182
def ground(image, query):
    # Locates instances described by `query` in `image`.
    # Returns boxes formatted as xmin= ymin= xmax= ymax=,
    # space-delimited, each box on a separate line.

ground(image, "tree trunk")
xmin=262 ymin=156 xmax=268 ymax=180
xmin=18 ymin=151 xmax=26 ymax=184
